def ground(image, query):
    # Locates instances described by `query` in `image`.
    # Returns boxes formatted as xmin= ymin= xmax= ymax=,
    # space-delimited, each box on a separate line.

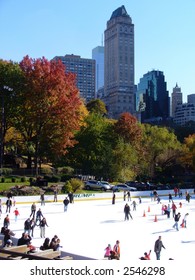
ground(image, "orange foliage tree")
xmin=15 ymin=56 xmax=85 ymax=170
xmin=114 ymin=112 xmax=142 ymax=145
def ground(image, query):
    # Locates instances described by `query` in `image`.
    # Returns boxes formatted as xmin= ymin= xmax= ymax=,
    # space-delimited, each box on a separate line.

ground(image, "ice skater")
xmin=154 ymin=236 xmax=165 ymax=260
xmin=30 ymin=202 xmax=36 ymax=219
xmin=13 ymin=208 xmax=20 ymax=222
xmin=5 ymin=198 xmax=12 ymax=213
xmin=131 ymin=200 xmax=137 ymax=211
xmin=63 ymin=197 xmax=69 ymax=212
xmin=104 ymin=244 xmax=112 ymax=258
xmin=124 ymin=203 xmax=133 ymax=220
xmin=40 ymin=217 xmax=49 ymax=238
xmin=40 ymin=192 xmax=45 ymax=206
xmin=173 ymin=212 xmax=181 ymax=231
xmin=181 ymin=213 xmax=189 ymax=228
xmin=112 ymin=192 xmax=116 ymax=204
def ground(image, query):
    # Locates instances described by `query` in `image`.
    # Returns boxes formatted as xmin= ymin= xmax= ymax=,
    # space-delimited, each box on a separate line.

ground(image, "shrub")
xmin=62 ymin=181 xmax=73 ymax=193
xmin=12 ymin=177 xmax=16 ymax=183
xmin=21 ymin=177 xmax=27 ymax=182
xmin=56 ymin=166 xmax=74 ymax=175
xmin=41 ymin=167 xmax=54 ymax=175
xmin=1 ymin=168 xmax=13 ymax=175
xmin=1 ymin=177 xmax=5 ymax=183
xmin=60 ymin=174 xmax=74 ymax=182
xmin=44 ymin=175 xmax=60 ymax=183
xmin=65 ymin=178 xmax=84 ymax=193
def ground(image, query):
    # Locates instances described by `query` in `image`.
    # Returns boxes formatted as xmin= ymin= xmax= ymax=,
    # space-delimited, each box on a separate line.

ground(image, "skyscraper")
xmin=136 ymin=70 xmax=170 ymax=123
xmin=92 ymin=46 xmax=104 ymax=96
xmin=103 ymin=5 xmax=135 ymax=119
xmin=52 ymin=54 xmax=95 ymax=103
xmin=171 ymin=83 xmax=183 ymax=117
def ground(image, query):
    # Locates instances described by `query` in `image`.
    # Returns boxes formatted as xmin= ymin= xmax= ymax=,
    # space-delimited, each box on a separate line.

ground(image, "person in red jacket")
xmin=171 ymin=202 xmax=177 ymax=218
xmin=140 ymin=250 xmax=151 ymax=260
xmin=13 ymin=208 xmax=20 ymax=222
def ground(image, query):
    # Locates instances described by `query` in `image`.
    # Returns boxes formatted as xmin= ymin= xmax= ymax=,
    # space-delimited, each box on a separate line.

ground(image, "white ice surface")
xmin=1 ymin=193 xmax=195 ymax=261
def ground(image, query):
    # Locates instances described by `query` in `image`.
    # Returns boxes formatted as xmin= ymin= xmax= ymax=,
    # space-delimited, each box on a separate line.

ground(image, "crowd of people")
xmin=0 ymin=190 xmax=69 ymax=255
xmin=0 ymin=187 xmax=194 ymax=260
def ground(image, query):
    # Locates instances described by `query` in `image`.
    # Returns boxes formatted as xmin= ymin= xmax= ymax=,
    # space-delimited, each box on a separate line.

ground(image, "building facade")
xmin=103 ymin=5 xmax=135 ymax=119
xmin=92 ymin=46 xmax=104 ymax=96
xmin=53 ymin=54 xmax=95 ymax=103
xmin=136 ymin=70 xmax=170 ymax=124
xmin=173 ymin=94 xmax=195 ymax=126
xmin=171 ymin=83 xmax=183 ymax=117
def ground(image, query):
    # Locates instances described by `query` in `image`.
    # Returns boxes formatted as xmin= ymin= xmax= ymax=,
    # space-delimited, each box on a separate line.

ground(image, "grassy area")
xmin=0 ymin=181 xmax=111 ymax=194
xmin=0 ymin=181 xmax=30 ymax=192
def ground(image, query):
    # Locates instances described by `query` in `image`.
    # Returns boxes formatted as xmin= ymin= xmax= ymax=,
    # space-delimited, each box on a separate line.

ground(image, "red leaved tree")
xmin=114 ymin=112 xmax=142 ymax=145
xmin=15 ymin=56 xmax=85 ymax=172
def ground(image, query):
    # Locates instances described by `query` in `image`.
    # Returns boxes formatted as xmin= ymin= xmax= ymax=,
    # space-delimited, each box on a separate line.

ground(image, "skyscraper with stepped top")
xmin=103 ymin=5 xmax=135 ymax=119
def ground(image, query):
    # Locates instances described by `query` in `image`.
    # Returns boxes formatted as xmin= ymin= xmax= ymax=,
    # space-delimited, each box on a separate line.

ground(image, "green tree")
xmin=86 ymin=99 xmax=107 ymax=115
xmin=141 ymin=124 xmax=182 ymax=178
xmin=110 ymin=138 xmax=139 ymax=182
xmin=64 ymin=113 xmax=116 ymax=179
xmin=0 ymin=60 xmax=23 ymax=167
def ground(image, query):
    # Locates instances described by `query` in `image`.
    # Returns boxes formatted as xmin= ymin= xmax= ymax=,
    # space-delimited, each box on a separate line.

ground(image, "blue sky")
xmin=0 ymin=0 xmax=195 ymax=102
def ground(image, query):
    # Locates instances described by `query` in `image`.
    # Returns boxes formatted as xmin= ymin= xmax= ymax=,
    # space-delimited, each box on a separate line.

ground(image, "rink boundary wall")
xmin=0 ymin=189 xmax=193 ymax=205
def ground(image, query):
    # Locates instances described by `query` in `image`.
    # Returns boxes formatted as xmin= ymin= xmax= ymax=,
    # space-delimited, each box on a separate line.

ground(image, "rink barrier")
xmin=0 ymin=189 xmax=193 ymax=205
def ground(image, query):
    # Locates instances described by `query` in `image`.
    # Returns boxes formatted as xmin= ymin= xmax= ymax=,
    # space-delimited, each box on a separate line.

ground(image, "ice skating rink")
xmin=1 ymin=191 xmax=195 ymax=261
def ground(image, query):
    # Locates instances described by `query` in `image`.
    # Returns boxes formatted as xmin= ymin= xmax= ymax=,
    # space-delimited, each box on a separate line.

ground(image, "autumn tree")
xmin=14 ymin=56 xmax=85 ymax=173
xmin=114 ymin=112 xmax=142 ymax=145
xmin=180 ymin=134 xmax=195 ymax=172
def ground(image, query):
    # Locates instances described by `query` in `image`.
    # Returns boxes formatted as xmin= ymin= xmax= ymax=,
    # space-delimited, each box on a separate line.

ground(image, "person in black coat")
xmin=40 ymin=237 xmax=50 ymax=250
xmin=112 ymin=192 xmax=116 ymax=204
xmin=124 ymin=203 xmax=133 ymax=220
xmin=3 ymin=228 xmax=15 ymax=247
xmin=17 ymin=232 xmax=32 ymax=246
xmin=154 ymin=236 xmax=165 ymax=260
xmin=63 ymin=197 xmax=69 ymax=212
xmin=5 ymin=198 xmax=12 ymax=213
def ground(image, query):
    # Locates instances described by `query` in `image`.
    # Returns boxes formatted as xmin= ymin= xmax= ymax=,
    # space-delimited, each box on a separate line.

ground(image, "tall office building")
xmin=171 ymin=83 xmax=183 ymax=117
xmin=52 ymin=54 xmax=95 ymax=103
xmin=92 ymin=46 xmax=104 ymax=96
xmin=173 ymin=93 xmax=195 ymax=126
xmin=136 ymin=70 xmax=170 ymax=123
xmin=103 ymin=5 xmax=135 ymax=119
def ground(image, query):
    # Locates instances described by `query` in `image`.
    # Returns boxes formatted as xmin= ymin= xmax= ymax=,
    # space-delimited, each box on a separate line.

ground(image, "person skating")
xmin=5 ymin=198 xmax=12 ymax=213
xmin=36 ymin=208 xmax=44 ymax=225
xmin=3 ymin=214 xmax=10 ymax=228
xmin=63 ymin=197 xmax=70 ymax=212
xmin=173 ymin=212 xmax=181 ymax=231
xmin=112 ymin=192 xmax=116 ymax=204
xmin=124 ymin=203 xmax=133 ymax=220
xmin=30 ymin=202 xmax=36 ymax=219
xmin=40 ymin=192 xmax=45 ymax=206
xmin=181 ymin=213 xmax=189 ymax=228
xmin=109 ymin=240 xmax=120 ymax=260
xmin=40 ymin=217 xmax=48 ymax=238
xmin=104 ymin=244 xmax=112 ymax=258
xmin=13 ymin=208 xmax=20 ymax=222
xmin=154 ymin=236 xmax=165 ymax=260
